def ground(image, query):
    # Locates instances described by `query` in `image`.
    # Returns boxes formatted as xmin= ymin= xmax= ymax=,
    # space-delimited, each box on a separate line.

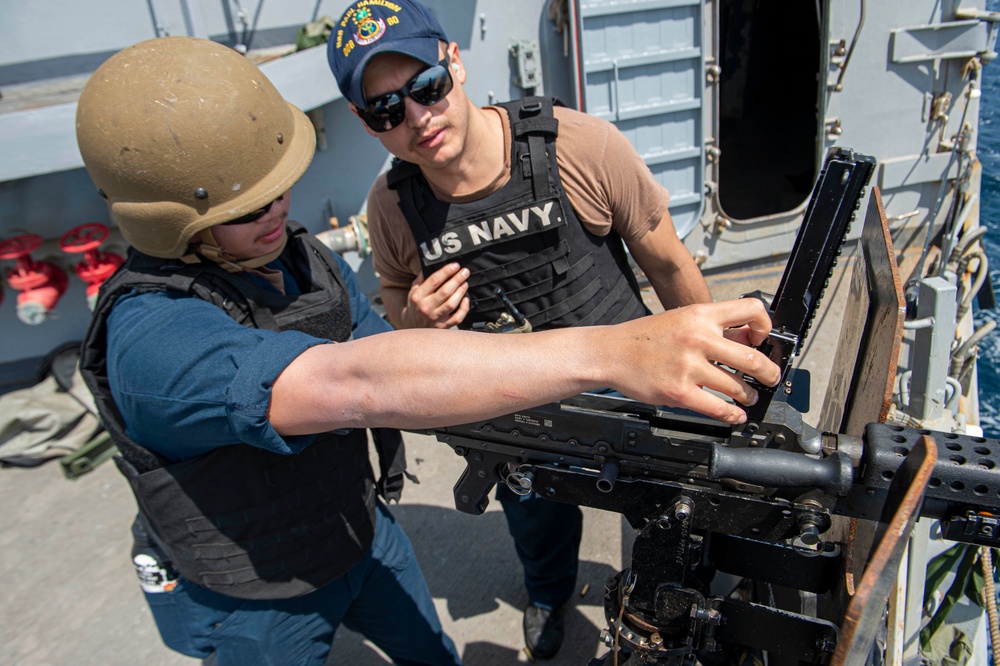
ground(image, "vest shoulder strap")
xmin=497 ymin=96 xmax=560 ymax=139
xmin=386 ymin=157 xmax=422 ymax=190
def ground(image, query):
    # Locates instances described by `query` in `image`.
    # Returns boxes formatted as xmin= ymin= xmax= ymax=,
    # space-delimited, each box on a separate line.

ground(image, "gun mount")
xmin=417 ymin=148 xmax=999 ymax=664
xmin=424 ymin=395 xmax=1000 ymax=663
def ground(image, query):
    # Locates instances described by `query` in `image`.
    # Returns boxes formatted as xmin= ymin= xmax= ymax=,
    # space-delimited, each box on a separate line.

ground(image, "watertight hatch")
xmin=570 ymin=0 xmax=705 ymax=238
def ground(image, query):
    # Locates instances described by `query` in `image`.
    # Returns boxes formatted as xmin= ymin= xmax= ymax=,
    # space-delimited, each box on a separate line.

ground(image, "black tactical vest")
xmin=80 ymin=223 xmax=378 ymax=600
xmin=387 ymin=97 xmax=647 ymax=331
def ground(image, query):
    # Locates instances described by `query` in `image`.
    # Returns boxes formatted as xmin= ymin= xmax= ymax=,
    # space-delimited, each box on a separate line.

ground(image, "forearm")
xmin=648 ymin=259 xmax=713 ymax=310
xmin=270 ymin=326 xmax=605 ymax=434
xmin=268 ymin=299 xmax=782 ymax=436
xmin=380 ymin=285 xmax=407 ymax=329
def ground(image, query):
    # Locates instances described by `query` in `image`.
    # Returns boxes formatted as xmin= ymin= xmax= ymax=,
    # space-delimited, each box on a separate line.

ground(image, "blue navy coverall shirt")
xmin=104 ymin=251 xmax=461 ymax=666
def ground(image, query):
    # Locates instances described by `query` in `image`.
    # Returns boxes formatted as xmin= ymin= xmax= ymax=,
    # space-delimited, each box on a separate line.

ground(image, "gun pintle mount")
xmin=418 ymin=148 xmax=1000 ymax=664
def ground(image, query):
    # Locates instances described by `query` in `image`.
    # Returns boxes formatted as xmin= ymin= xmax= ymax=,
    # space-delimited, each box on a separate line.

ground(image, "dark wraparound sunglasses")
xmin=358 ymin=58 xmax=454 ymax=133
xmin=222 ymin=194 xmax=284 ymax=226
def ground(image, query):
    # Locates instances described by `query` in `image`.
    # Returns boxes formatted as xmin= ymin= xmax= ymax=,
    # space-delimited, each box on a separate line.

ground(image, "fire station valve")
xmin=0 ymin=233 xmax=68 ymax=325
xmin=59 ymin=223 xmax=124 ymax=310
xmin=316 ymin=214 xmax=369 ymax=256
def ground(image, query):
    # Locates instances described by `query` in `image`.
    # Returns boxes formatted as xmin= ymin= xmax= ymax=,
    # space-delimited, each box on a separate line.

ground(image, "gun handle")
xmin=710 ymin=445 xmax=853 ymax=496
xmin=744 ymin=330 xmax=798 ymax=424
xmin=451 ymin=448 xmax=521 ymax=515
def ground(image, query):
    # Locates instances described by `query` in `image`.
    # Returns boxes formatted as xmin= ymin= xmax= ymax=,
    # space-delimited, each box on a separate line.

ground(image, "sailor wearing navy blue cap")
xmin=328 ymin=0 xmax=449 ymax=112
xmin=327 ymin=0 xmax=719 ymax=660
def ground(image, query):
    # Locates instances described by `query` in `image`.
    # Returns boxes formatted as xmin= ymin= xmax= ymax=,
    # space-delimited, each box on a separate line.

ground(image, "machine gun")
xmin=419 ymin=148 xmax=1000 ymax=664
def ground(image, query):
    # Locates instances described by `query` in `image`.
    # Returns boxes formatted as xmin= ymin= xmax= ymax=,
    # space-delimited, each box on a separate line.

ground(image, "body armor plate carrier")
xmin=387 ymin=96 xmax=648 ymax=331
xmin=80 ymin=223 xmax=391 ymax=600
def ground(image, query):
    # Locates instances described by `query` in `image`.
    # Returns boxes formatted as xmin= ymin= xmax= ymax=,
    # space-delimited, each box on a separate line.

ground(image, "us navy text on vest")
xmin=418 ymin=199 xmax=567 ymax=263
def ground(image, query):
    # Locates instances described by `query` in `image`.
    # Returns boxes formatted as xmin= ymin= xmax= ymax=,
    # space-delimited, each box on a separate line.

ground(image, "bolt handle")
xmin=60 ymin=223 xmax=110 ymax=254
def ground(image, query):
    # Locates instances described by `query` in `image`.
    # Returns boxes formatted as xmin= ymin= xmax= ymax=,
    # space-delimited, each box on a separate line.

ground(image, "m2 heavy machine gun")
xmin=421 ymin=148 xmax=1000 ymax=664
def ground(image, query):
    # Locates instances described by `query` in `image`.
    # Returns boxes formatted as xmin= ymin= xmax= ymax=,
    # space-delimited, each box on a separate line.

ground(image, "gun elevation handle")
xmin=710 ymin=445 xmax=853 ymax=496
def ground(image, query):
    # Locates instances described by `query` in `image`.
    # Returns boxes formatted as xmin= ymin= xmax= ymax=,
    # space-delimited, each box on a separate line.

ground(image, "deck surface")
xmin=0 ymin=258 xmax=854 ymax=666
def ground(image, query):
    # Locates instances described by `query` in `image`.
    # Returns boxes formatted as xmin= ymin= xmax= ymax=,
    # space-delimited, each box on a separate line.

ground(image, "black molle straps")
xmin=468 ymin=240 xmax=572 ymax=286
xmin=512 ymin=97 xmax=558 ymax=200
xmin=511 ymin=97 xmax=559 ymax=136
xmin=80 ymin=224 xmax=379 ymax=599
xmin=112 ymin=427 xmax=374 ymax=600
xmin=513 ymin=115 xmax=559 ymax=136
xmin=386 ymin=159 xmax=432 ymax=239
xmin=388 ymin=96 xmax=647 ymax=331
xmin=572 ymin=275 xmax=643 ymax=327
xmin=469 ymin=250 xmax=595 ymax=314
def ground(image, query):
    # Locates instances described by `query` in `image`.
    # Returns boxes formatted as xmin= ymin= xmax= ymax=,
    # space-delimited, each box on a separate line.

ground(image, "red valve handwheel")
xmin=60 ymin=223 xmax=109 ymax=254
xmin=0 ymin=234 xmax=44 ymax=260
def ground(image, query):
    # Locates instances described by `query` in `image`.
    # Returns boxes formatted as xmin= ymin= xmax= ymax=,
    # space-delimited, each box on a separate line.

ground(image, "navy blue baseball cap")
xmin=328 ymin=0 xmax=449 ymax=109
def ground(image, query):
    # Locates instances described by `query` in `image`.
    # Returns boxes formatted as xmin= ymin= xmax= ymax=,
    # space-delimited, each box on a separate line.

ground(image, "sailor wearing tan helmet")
xmin=75 ymin=35 xmax=778 ymax=666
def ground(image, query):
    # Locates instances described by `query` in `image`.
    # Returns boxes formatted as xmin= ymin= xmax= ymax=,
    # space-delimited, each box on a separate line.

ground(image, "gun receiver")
xmin=426 ymin=393 xmax=1000 ymax=538
xmin=743 ymin=148 xmax=876 ymax=425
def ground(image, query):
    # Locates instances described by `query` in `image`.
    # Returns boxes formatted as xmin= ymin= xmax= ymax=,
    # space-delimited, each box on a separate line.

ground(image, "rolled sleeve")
xmin=226 ymin=331 xmax=327 ymax=454
xmin=107 ymin=291 xmax=330 ymax=460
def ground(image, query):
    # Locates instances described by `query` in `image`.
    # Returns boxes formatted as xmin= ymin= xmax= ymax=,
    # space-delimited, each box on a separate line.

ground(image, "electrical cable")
xmin=980 ymin=547 xmax=1000 ymax=664
xmin=956 ymin=248 xmax=988 ymax=319
xmin=951 ymin=320 xmax=997 ymax=378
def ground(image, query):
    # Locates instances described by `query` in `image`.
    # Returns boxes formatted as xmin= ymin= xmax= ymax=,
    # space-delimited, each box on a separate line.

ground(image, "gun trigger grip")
xmin=452 ymin=448 xmax=520 ymax=515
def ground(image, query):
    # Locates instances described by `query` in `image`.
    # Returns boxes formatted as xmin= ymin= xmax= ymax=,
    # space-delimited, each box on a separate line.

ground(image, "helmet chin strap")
xmin=181 ymin=228 xmax=288 ymax=273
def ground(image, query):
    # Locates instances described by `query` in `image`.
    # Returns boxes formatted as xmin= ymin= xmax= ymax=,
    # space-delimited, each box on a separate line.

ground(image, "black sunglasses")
xmin=222 ymin=194 xmax=283 ymax=226
xmin=358 ymin=58 xmax=454 ymax=133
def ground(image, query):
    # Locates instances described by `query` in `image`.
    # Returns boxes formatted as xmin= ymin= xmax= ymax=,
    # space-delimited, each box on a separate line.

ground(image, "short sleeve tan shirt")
xmin=366 ymin=105 xmax=670 ymax=289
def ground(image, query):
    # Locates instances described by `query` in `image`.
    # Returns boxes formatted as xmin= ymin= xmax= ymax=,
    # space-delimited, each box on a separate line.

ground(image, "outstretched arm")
xmin=269 ymin=298 xmax=779 ymax=435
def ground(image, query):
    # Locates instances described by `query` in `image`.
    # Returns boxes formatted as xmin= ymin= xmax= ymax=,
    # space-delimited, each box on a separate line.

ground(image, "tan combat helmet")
xmin=75 ymin=36 xmax=316 ymax=259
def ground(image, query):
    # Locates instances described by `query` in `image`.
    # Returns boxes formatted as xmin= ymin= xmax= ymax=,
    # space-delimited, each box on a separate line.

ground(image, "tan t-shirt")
xmin=366 ymin=105 xmax=670 ymax=289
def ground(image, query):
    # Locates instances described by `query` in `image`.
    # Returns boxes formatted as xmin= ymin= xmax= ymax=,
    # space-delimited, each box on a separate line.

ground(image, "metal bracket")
xmin=510 ymin=40 xmax=543 ymax=92
xmin=892 ymin=18 xmax=1000 ymax=64
xmin=957 ymin=8 xmax=1000 ymax=61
